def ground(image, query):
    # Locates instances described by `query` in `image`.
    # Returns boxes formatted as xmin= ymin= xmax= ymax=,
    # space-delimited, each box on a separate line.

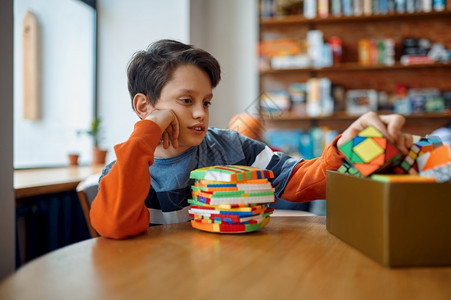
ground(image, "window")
xmin=14 ymin=0 xmax=96 ymax=168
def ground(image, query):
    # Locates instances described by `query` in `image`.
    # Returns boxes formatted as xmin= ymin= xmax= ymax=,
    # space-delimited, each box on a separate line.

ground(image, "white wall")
xmin=14 ymin=0 xmax=94 ymax=168
xmin=98 ymin=0 xmax=258 ymax=162
xmin=0 ymin=0 xmax=15 ymax=281
xmin=97 ymin=0 xmax=190 ymax=163
xmin=190 ymin=0 xmax=259 ymax=129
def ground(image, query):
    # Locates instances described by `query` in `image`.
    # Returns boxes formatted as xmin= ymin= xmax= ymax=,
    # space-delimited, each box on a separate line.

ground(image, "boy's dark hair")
xmin=127 ymin=39 xmax=221 ymax=109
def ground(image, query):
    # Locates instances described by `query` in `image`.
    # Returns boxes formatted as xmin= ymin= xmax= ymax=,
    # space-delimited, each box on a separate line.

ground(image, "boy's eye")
xmin=179 ymin=98 xmax=192 ymax=104
xmin=203 ymin=101 xmax=212 ymax=107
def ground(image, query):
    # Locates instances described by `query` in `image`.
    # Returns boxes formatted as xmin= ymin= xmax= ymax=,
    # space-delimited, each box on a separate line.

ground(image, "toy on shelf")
xmin=189 ymin=165 xmax=275 ymax=233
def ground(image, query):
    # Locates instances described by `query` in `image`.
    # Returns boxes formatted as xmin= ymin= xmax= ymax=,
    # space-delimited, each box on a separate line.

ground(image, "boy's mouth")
xmin=189 ymin=124 xmax=206 ymax=133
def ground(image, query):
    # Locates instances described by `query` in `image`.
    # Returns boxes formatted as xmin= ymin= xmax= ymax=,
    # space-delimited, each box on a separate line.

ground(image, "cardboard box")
xmin=326 ymin=170 xmax=451 ymax=268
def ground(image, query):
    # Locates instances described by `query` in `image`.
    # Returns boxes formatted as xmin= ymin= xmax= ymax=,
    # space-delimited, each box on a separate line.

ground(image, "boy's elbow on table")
xmin=90 ymin=208 xmax=150 ymax=239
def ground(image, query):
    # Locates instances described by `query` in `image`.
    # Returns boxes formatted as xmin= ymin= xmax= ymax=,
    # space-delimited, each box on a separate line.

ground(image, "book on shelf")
xmin=423 ymin=0 xmax=433 ymax=12
xmin=373 ymin=0 xmax=381 ymax=13
xmin=304 ymin=0 xmax=317 ymax=18
xmin=387 ymin=0 xmax=396 ymax=12
xmin=258 ymin=39 xmax=303 ymax=57
xmin=259 ymin=0 xmax=449 ymax=20
xmin=406 ymin=0 xmax=416 ymax=12
xmin=318 ymin=0 xmax=329 ymax=18
xmin=331 ymin=0 xmax=342 ymax=16
xmin=380 ymin=0 xmax=389 ymax=13
xmin=400 ymin=54 xmax=436 ymax=65
xmin=396 ymin=0 xmax=407 ymax=13
xmin=259 ymin=0 xmax=276 ymax=18
xmin=343 ymin=0 xmax=354 ymax=15
xmin=307 ymin=78 xmax=334 ymax=117
xmin=270 ymin=55 xmax=311 ymax=69
xmin=354 ymin=0 xmax=363 ymax=15
xmin=358 ymin=38 xmax=395 ymax=66
xmin=433 ymin=0 xmax=445 ymax=10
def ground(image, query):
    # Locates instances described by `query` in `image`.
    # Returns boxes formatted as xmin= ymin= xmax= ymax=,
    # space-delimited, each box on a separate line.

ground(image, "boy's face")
xmin=153 ymin=64 xmax=212 ymax=153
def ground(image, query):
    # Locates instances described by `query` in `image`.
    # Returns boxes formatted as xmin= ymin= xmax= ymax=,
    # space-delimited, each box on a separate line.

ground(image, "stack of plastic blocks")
xmin=338 ymin=125 xmax=402 ymax=177
xmin=188 ymin=165 xmax=275 ymax=233
xmin=393 ymin=135 xmax=443 ymax=175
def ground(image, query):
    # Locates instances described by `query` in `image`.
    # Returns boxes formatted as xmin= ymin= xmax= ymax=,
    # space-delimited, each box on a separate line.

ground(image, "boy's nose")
xmin=192 ymin=103 xmax=206 ymax=119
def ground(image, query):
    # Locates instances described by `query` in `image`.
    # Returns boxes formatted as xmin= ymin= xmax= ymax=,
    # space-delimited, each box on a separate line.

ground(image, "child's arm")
xmin=90 ymin=110 xmax=179 ymax=239
xmin=281 ymin=112 xmax=412 ymax=202
xmin=280 ymin=135 xmax=343 ymax=202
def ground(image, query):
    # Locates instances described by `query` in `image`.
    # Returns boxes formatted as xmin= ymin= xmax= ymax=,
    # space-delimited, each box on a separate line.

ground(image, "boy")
xmin=90 ymin=39 xmax=412 ymax=239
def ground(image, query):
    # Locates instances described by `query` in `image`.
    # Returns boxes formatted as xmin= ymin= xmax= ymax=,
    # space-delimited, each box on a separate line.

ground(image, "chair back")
xmin=76 ymin=174 xmax=101 ymax=238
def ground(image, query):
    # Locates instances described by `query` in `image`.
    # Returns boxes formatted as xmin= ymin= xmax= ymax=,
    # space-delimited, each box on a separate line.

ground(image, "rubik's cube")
xmin=189 ymin=165 xmax=275 ymax=233
xmin=393 ymin=136 xmax=443 ymax=175
xmin=338 ymin=126 xmax=402 ymax=177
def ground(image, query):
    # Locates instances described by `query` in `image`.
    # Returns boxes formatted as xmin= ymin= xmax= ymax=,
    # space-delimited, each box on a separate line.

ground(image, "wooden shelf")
xmin=260 ymin=10 xmax=451 ymax=26
xmin=263 ymin=110 xmax=451 ymax=122
xmin=260 ymin=62 xmax=451 ymax=75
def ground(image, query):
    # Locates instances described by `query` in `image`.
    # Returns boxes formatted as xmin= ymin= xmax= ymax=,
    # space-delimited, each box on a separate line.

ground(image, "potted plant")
xmin=68 ymin=152 xmax=80 ymax=166
xmin=79 ymin=118 xmax=108 ymax=165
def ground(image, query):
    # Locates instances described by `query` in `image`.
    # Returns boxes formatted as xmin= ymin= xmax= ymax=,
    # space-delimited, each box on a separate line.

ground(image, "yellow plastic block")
xmin=358 ymin=126 xmax=384 ymax=138
xmin=353 ymin=138 xmax=384 ymax=163
xmin=371 ymin=174 xmax=436 ymax=183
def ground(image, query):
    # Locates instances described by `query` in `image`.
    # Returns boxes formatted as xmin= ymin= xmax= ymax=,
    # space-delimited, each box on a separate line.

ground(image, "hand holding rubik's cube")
xmin=188 ymin=165 xmax=276 ymax=233
xmin=338 ymin=125 xmax=451 ymax=182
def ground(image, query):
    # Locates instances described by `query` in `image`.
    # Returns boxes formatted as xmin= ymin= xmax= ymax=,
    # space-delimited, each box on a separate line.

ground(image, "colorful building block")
xmin=370 ymin=174 xmax=436 ymax=183
xmin=190 ymin=165 xmax=274 ymax=182
xmin=393 ymin=135 xmax=444 ymax=174
xmin=338 ymin=125 xmax=402 ymax=177
xmin=417 ymin=144 xmax=451 ymax=172
xmin=337 ymin=160 xmax=363 ymax=177
xmin=190 ymin=216 xmax=271 ymax=233
xmin=188 ymin=165 xmax=276 ymax=233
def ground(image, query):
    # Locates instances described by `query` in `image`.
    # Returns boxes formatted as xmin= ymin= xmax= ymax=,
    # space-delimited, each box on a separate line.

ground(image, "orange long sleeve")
xmin=90 ymin=120 xmax=162 ymax=239
xmin=281 ymin=135 xmax=345 ymax=202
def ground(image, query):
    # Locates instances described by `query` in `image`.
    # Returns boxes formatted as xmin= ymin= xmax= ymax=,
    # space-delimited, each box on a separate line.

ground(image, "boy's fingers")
xmin=337 ymin=112 xmax=409 ymax=151
xmin=396 ymin=132 xmax=407 ymax=154
xmin=396 ymin=133 xmax=413 ymax=155
xmin=170 ymin=113 xmax=179 ymax=148
xmin=337 ymin=112 xmax=388 ymax=148
xmin=162 ymin=131 xmax=169 ymax=149
xmin=379 ymin=114 xmax=406 ymax=142
xmin=358 ymin=111 xmax=392 ymax=140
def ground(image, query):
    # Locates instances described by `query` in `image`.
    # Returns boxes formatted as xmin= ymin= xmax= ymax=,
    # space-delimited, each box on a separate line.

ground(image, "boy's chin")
xmin=179 ymin=138 xmax=204 ymax=148
xmin=180 ymin=134 xmax=206 ymax=147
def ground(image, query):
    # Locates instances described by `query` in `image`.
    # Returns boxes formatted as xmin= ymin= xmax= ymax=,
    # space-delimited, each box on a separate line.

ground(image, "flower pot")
xmin=92 ymin=147 xmax=108 ymax=165
xmin=68 ymin=153 xmax=80 ymax=166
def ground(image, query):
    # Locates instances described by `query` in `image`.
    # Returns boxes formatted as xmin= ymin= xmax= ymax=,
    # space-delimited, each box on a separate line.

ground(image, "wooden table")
xmin=1 ymin=217 xmax=450 ymax=299
xmin=14 ymin=165 xmax=104 ymax=199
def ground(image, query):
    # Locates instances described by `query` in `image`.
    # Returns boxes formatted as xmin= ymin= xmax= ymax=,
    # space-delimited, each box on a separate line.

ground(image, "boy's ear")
xmin=133 ymin=93 xmax=154 ymax=119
